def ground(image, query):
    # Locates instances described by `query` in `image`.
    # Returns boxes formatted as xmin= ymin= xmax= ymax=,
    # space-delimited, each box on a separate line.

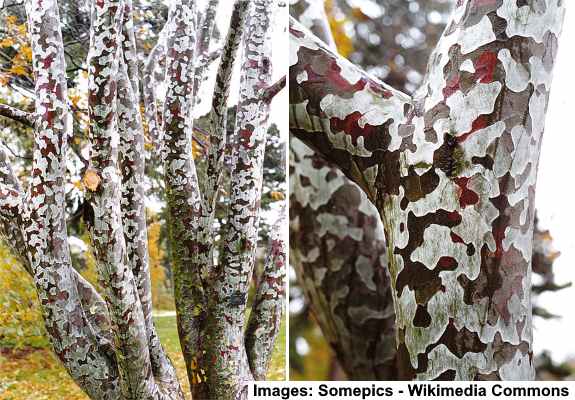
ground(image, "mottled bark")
xmin=289 ymin=140 xmax=398 ymax=379
xmin=290 ymin=0 xmax=566 ymax=380
xmin=0 ymin=1 xmax=284 ymax=398
xmin=142 ymin=27 xmax=167 ymax=149
xmin=86 ymin=0 xmax=161 ymax=397
xmin=245 ymin=205 xmax=286 ymax=380
xmin=118 ymin=62 xmax=184 ymax=399
xmin=160 ymin=1 xmax=211 ymax=398
xmin=21 ymin=0 xmax=121 ymax=398
xmin=206 ymin=0 xmax=276 ymax=397
xmin=193 ymin=0 xmax=219 ymax=107
xmin=289 ymin=0 xmax=398 ymax=380
xmin=0 ymin=103 xmax=35 ymax=127
xmin=205 ymin=0 xmax=249 ymax=214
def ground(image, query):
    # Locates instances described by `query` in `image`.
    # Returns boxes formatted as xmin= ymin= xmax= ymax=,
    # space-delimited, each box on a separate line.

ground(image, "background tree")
xmin=290 ymin=0 xmax=567 ymax=380
xmin=0 ymin=0 xmax=286 ymax=399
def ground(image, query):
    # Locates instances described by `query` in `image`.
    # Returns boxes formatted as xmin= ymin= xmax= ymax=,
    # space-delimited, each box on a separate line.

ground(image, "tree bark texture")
xmin=160 ymin=0 xmax=285 ymax=398
xmin=289 ymin=0 xmax=398 ymax=380
xmin=290 ymin=0 xmax=566 ymax=380
xmin=0 ymin=0 xmax=285 ymax=399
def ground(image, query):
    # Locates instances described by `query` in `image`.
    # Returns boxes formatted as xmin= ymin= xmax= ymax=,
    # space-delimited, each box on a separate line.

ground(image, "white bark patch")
xmin=446 ymin=82 xmax=502 ymax=133
xmin=459 ymin=16 xmax=496 ymax=55
xmin=498 ymin=49 xmax=530 ymax=93
xmin=498 ymin=0 xmax=565 ymax=43
xmin=460 ymin=59 xmax=475 ymax=73
xmin=320 ymin=89 xmax=408 ymax=150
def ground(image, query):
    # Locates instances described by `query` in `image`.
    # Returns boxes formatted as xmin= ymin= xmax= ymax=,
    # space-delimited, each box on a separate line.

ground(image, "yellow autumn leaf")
xmin=0 ymin=37 xmax=15 ymax=47
xmin=82 ymin=168 xmax=101 ymax=191
xmin=270 ymin=191 xmax=285 ymax=201
xmin=5 ymin=15 xmax=17 ymax=26
xmin=192 ymin=140 xmax=203 ymax=159
xmin=20 ymin=45 xmax=32 ymax=61
xmin=8 ymin=64 xmax=27 ymax=76
xmin=72 ymin=180 xmax=83 ymax=190
xmin=325 ymin=0 xmax=354 ymax=58
xmin=69 ymin=93 xmax=82 ymax=107
xmin=17 ymin=23 xmax=27 ymax=36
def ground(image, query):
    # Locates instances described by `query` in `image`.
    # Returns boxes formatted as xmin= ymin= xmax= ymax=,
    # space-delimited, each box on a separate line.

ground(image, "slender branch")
xmin=142 ymin=28 xmax=167 ymax=149
xmin=245 ymin=204 xmax=286 ymax=380
xmin=0 ymin=183 xmax=23 ymax=220
xmin=263 ymin=75 xmax=286 ymax=103
xmin=289 ymin=17 xmax=412 ymax=203
xmin=205 ymin=0 xmax=249 ymax=209
xmin=192 ymin=0 xmax=219 ymax=107
xmin=0 ymin=103 xmax=34 ymax=127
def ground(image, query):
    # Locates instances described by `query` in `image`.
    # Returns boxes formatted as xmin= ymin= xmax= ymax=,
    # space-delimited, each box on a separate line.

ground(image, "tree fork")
xmin=290 ymin=0 xmax=566 ymax=380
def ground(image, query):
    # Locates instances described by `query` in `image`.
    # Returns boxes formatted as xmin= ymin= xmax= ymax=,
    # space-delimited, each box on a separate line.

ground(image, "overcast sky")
xmin=532 ymin=6 xmax=575 ymax=362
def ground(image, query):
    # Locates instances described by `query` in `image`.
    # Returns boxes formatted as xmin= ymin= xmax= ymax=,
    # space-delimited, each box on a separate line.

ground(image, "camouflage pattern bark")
xmin=86 ymin=0 xmax=164 ymax=397
xmin=205 ymin=0 xmax=249 ymax=209
xmin=193 ymin=0 xmax=219 ymax=108
xmin=17 ymin=0 xmax=121 ymax=398
xmin=289 ymin=0 xmax=398 ymax=380
xmin=206 ymin=0 xmax=278 ymax=398
xmin=0 ymin=0 xmax=285 ymax=398
xmin=160 ymin=1 xmax=211 ymax=397
xmin=117 ymin=62 xmax=184 ymax=399
xmin=245 ymin=205 xmax=286 ymax=380
xmin=290 ymin=0 xmax=566 ymax=380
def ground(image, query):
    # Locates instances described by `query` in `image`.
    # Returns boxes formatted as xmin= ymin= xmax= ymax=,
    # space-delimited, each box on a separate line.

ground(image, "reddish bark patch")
xmin=453 ymin=177 xmax=479 ymax=207
xmin=474 ymin=51 xmax=498 ymax=83
xmin=329 ymin=111 xmax=377 ymax=145
xmin=457 ymin=115 xmax=488 ymax=143
xmin=303 ymin=59 xmax=367 ymax=94
xmin=239 ymin=129 xmax=254 ymax=149
xmin=450 ymin=232 xmax=465 ymax=244
xmin=443 ymin=75 xmax=461 ymax=98
xmin=289 ymin=26 xmax=305 ymax=38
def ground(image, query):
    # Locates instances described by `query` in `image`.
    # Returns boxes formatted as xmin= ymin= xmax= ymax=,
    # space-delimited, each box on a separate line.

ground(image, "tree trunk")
xmin=0 ymin=0 xmax=285 ymax=398
xmin=289 ymin=0 xmax=398 ymax=380
xmin=290 ymin=0 xmax=566 ymax=380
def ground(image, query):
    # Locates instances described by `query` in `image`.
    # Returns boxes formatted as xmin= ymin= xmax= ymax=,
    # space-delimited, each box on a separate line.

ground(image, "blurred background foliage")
xmin=289 ymin=0 xmax=574 ymax=381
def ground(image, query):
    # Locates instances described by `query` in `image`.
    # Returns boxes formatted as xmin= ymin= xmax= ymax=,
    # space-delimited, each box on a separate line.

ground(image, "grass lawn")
xmin=0 ymin=314 xmax=286 ymax=399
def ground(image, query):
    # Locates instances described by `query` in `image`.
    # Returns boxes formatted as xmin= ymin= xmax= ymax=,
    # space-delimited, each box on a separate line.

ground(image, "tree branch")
xmin=0 ymin=103 xmax=34 ymax=127
xmin=117 ymin=60 xmax=184 ymax=398
xmin=263 ymin=75 xmax=286 ymax=103
xmin=161 ymin=1 xmax=210 ymax=395
xmin=245 ymin=204 xmax=286 ymax=380
xmin=87 ymin=0 xmax=156 ymax=396
xmin=24 ymin=0 xmax=121 ymax=397
xmin=205 ymin=0 xmax=249 ymax=209
xmin=289 ymin=17 xmax=412 ymax=202
xmin=142 ymin=25 xmax=168 ymax=150
xmin=192 ymin=0 xmax=219 ymax=107
xmin=209 ymin=0 xmax=277 ymax=395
